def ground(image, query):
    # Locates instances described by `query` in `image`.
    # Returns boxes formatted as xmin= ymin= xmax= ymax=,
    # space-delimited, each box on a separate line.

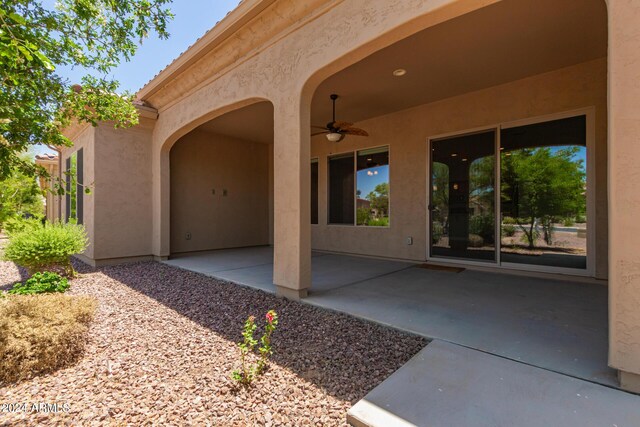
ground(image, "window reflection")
xmin=356 ymin=147 xmax=389 ymax=226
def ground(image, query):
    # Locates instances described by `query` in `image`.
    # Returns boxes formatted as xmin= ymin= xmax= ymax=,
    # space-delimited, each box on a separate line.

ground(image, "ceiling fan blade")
xmin=343 ymin=127 xmax=369 ymax=137
xmin=311 ymin=131 xmax=330 ymax=136
xmin=333 ymin=120 xmax=353 ymax=130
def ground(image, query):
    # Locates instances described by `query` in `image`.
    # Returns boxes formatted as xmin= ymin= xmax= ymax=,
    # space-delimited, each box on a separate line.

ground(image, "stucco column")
xmin=272 ymin=96 xmax=312 ymax=299
xmin=608 ymin=0 xmax=640 ymax=393
xmin=151 ymin=144 xmax=170 ymax=260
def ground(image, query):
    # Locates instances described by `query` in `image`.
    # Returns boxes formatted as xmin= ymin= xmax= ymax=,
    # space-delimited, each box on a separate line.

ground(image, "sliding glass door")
xmin=429 ymin=114 xmax=588 ymax=272
xmin=430 ymin=130 xmax=497 ymax=262
xmin=500 ymin=116 xmax=587 ymax=270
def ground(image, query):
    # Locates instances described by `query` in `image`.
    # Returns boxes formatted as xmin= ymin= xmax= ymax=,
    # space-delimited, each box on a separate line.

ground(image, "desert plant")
xmin=469 ymin=214 xmax=494 ymax=244
xmin=257 ymin=310 xmax=278 ymax=373
xmin=367 ymin=217 xmax=389 ymax=227
xmin=502 ymin=216 xmax=517 ymax=225
xmin=232 ymin=310 xmax=279 ymax=386
xmin=468 ymin=234 xmax=484 ymax=248
xmin=9 ymin=272 xmax=69 ymax=295
xmin=2 ymin=216 xmax=43 ymax=236
xmin=232 ymin=315 xmax=258 ymax=385
xmin=0 ymin=294 xmax=97 ymax=384
xmin=502 ymin=224 xmax=516 ymax=237
xmin=432 ymin=222 xmax=444 ymax=244
xmin=3 ymin=222 xmax=88 ymax=276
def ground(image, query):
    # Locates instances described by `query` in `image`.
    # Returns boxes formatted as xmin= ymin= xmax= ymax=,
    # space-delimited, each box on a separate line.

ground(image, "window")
xmin=311 ymin=159 xmax=318 ymax=224
xmin=328 ymin=153 xmax=354 ymax=224
xmin=65 ymin=149 xmax=83 ymax=224
xmin=327 ymin=146 xmax=390 ymax=226
xmin=356 ymin=147 xmax=389 ymax=226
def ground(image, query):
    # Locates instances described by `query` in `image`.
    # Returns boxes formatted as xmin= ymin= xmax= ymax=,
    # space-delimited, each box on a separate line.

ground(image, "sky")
xmin=36 ymin=0 xmax=239 ymax=155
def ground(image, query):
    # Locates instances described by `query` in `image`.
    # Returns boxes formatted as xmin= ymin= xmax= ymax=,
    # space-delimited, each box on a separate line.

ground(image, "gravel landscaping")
xmin=0 ymin=260 xmax=426 ymax=426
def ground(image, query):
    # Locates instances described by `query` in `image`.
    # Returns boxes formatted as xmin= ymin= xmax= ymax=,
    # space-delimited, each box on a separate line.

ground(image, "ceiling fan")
xmin=312 ymin=94 xmax=369 ymax=142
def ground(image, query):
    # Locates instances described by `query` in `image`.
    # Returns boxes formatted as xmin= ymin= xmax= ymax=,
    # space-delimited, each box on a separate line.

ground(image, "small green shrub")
xmin=367 ymin=216 xmax=389 ymax=227
xmin=502 ymin=224 xmax=516 ymax=237
xmin=562 ymin=217 xmax=575 ymax=227
xmin=9 ymin=272 xmax=69 ymax=295
xmin=575 ymin=214 xmax=586 ymax=224
xmin=357 ymin=207 xmax=371 ymax=226
xmin=432 ymin=222 xmax=444 ymax=244
xmin=3 ymin=217 xmax=42 ymax=236
xmin=468 ymin=234 xmax=484 ymax=247
xmin=3 ymin=222 xmax=88 ymax=276
xmin=502 ymin=216 xmax=517 ymax=225
xmin=469 ymin=214 xmax=494 ymax=244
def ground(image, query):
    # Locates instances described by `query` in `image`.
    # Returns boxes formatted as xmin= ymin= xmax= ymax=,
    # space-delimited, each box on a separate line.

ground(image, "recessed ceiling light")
xmin=462 ymin=158 xmax=468 ymax=162
xmin=451 ymin=153 xmax=458 ymax=157
xmin=392 ymin=69 xmax=407 ymax=77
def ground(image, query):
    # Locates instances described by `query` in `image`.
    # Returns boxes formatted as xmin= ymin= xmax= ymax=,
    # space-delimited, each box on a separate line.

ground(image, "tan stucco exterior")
xmin=59 ymin=0 xmax=640 ymax=390
xmin=170 ymin=129 xmax=271 ymax=253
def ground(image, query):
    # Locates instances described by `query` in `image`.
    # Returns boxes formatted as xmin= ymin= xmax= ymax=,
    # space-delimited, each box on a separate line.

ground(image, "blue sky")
xmin=357 ymin=166 xmax=389 ymax=198
xmin=36 ymin=0 xmax=239 ymax=155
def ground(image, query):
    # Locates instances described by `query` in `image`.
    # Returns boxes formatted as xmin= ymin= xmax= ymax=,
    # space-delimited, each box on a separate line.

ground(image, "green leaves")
xmin=0 ymin=0 xmax=174 ymax=182
xmin=8 ymin=271 xmax=70 ymax=295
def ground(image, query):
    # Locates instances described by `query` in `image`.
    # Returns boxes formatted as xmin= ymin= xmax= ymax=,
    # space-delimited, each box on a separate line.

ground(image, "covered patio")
xmin=164 ymin=247 xmax=614 ymax=388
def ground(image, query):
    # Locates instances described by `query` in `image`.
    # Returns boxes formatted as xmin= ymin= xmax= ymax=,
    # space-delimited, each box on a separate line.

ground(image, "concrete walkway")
xmin=165 ymin=246 xmax=413 ymax=293
xmin=348 ymin=340 xmax=640 ymax=427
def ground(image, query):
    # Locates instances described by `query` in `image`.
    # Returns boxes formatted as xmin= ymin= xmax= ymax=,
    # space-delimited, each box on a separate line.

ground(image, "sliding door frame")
xmin=426 ymin=107 xmax=596 ymax=277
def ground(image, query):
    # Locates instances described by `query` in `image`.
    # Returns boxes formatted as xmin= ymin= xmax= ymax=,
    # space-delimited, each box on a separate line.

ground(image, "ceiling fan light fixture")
xmin=326 ymin=132 xmax=344 ymax=142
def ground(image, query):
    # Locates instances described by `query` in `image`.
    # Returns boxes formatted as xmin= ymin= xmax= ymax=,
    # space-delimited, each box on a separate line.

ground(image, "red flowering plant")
xmin=232 ymin=310 xmax=279 ymax=385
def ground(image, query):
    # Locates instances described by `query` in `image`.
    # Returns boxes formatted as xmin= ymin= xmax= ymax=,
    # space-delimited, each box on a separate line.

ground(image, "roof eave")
xmin=136 ymin=0 xmax=277 ymax=101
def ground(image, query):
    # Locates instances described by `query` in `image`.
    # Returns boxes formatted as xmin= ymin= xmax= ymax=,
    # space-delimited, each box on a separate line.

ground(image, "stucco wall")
xmin=92 ymin=120 xmax=154 ymax=260
xmin=311 ymin=58 xmax=608 ymax=279
xmin=170 ymin=129 xmax=270 ymax=253
xmin=60 ymin=126 xmax=95 ymax=260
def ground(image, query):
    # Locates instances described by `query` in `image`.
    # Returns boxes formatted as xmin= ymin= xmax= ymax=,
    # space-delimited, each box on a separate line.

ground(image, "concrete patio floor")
xmin=164 ymin=246 xmax=615 ymax=387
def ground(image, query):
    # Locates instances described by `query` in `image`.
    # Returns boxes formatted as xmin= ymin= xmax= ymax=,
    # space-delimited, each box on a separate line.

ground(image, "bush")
xmin=367 ymin=217 xmax=389 ymax=227
xmin=469 ymin=214 xmax=494 ymax=244
xmin=432 ymin=222 xmax=444 ymax=244
xmin=357 ymin=207 xmax=371 ymax=226
xmin=3 ymin=222 xmax=88 ymax=276
xmin=0 ymin=294 xmax=97 ymax=384
xmin=468 ymin=234 xmax=484 ymax=247
xmin=502 ymin=216 xmax=517 ymax=225
xmin=502 ymin=224 xmax=516 ymax=237
xmin=9 ymin=272 xmax=69 ymax=295
xmin=3 ymin=216 xmax=42 ymax=236
xmin=562 ymin=217 xmax=575 ymax=227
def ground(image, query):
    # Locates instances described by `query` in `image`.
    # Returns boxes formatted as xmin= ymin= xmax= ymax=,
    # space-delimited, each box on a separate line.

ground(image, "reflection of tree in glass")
xmin=431 ymin=162 xmax=449 ymax=232
xmin=501 ymin=146 xmax=586 ymax=248
xmin=366 ymin=183 xmax=389 ymax=216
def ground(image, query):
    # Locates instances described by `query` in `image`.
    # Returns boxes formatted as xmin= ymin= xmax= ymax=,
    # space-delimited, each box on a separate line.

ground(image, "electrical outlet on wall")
xmin=406 ymin=237 xmax=413 ymax=245
xmin=185 ymin=232 xmax=192 ymax=240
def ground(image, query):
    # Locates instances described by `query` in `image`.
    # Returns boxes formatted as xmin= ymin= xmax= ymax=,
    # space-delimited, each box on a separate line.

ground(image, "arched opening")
xmin=169 ymin=101 xmax=274 ymax=256
xmin=304 ymin=0 xmax=612 ymax=387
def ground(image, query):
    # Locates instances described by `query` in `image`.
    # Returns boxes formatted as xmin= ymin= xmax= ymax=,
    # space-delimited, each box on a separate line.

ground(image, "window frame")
xmin=325 ymin=145 xmax=391 ymax=228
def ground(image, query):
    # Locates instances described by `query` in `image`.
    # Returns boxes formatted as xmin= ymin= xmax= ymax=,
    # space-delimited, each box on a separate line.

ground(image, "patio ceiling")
xmin=193 ymin=0 xmax=607 ymax=145
xmin=311 ymin=0 xmax=607 ymax=126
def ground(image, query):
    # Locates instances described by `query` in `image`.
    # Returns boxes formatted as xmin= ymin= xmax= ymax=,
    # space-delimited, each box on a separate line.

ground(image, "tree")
xmin=501 ymin=146 xmax=586 ymax=248
xmin=0 ymin=0 xmax=174 ymax=181
xmin=366 ymin=182 xmax=389 ymax=217
xmin=0 ymin=154 xmax=43 ymax=230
